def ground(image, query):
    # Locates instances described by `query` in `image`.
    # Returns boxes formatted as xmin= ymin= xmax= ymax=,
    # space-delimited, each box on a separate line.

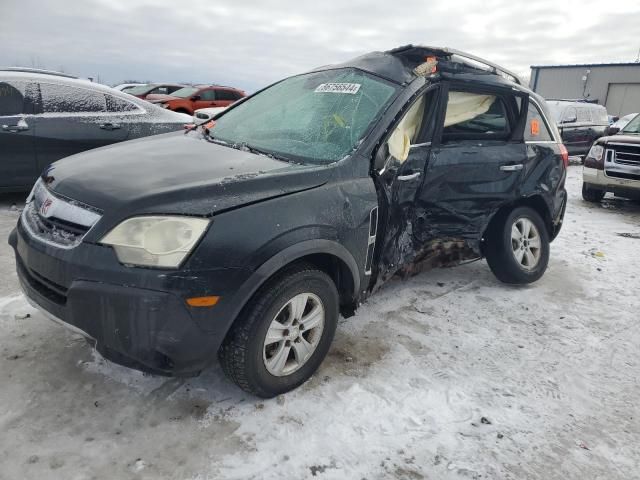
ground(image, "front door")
xmin=372 ymin=88 xmax=440 ymax=283
xmin=194 ymin=89 xmax=221 ymax=110
xmin=33 ymin=82 xmax=128 ymax=173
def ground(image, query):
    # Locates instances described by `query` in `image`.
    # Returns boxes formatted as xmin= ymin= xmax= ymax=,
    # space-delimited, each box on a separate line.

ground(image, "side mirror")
xmin=191 ymin=95 xmax=201 ymax=101
xmin=606 ymin=126 xmax=620 ymax=136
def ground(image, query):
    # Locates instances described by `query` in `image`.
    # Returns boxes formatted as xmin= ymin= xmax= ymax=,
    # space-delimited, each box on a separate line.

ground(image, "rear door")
xmin=33 ymin=82 xmax=128 ymax=172
xmin=416 ymin=82 xmax=527 ymax=243
xmin=0 ymin=80 xmax=39 ymax=188
xmin=558 ymin=106 xmax=580 ymax=152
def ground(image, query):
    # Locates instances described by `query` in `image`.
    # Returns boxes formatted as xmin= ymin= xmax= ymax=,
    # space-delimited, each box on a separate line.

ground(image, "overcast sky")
xmin=2 ymin=0 xmax=639 ymax=91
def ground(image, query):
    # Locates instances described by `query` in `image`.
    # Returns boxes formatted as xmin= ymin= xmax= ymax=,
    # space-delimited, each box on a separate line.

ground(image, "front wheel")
xmin=219 ymin=264 xmax=339 ymax=397
xmin=485 ymin=207 xmax=550 ymax=284
xmin=582 ymin=183 xmax=605 ymax=203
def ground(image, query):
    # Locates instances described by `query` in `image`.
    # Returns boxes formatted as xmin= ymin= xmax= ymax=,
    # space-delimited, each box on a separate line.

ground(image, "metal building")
xmin=530 ymin=63 xmax=640 ymax=116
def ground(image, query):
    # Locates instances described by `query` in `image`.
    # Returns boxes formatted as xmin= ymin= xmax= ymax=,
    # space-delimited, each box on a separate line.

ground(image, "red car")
xmin=147 ymin=85 xmax=246 ymax=114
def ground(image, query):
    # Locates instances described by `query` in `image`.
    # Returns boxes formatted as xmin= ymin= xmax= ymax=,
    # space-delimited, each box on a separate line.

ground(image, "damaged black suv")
xmin=9 ymin=46 xmax=567 ymax=397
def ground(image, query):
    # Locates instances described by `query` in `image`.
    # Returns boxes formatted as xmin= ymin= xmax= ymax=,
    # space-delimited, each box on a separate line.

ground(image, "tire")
xmin=485 ymin=207 xmax=550 ymax=284
xmin=582 ymin=183 xmax=605 ymax=203
xmin=219 ymin=263 xmax=339 ymax=398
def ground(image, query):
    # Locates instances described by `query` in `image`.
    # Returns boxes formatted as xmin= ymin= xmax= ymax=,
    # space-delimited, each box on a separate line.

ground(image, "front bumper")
xmin=9 ymin=222 xmax=248 ymax=376
xmin=583 ymin=167 xmax=640 ymax=198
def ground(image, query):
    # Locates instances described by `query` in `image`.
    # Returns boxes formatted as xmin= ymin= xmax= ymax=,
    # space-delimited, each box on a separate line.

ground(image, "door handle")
xmin=99 ymin=123 xmax=121 ymax=130
xmin=2 ymin=123 xmax=29 ymax=132
xmin=500 ymin=164 xmax=523 ymax=171
xmin=397 ymin=172 xmax=421 ymax=181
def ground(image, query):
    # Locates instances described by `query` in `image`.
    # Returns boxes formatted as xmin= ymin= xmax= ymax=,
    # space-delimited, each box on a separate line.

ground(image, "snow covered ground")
xmin=1 ymin=165 xmax=639 ymax=479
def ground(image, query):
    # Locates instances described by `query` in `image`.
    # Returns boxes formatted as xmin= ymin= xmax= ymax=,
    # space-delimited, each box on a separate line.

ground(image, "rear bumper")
xmin=9 ymin=223 xmax=249 ymax=376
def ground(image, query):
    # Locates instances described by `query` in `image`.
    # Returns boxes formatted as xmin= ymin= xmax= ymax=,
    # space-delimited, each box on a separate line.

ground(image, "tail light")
xmin=559 ymin=144 xmax=569 ymax=168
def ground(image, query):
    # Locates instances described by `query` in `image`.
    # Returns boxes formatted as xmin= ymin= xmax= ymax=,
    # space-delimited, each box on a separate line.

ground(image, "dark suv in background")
xmin=546 ymin=100 xmax=608 ymax=157
xmin=0 ymin=68 xmax=190 ymax=191
xmin=10 ymin=46 xmax=567 ymax=397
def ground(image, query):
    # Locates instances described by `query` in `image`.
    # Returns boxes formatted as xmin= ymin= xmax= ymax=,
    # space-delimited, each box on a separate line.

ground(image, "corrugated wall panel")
xmin=530 ymin=65 xmax=640 ymax=115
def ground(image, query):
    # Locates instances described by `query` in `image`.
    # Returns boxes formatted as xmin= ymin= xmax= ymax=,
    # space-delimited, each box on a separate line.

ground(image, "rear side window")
xmin=167 ymin=85 xmax=182 ymax=94
xmin=562 ymin=107 xmax=577 ymax=123
xmin=199 ymin=89 xmax=216 ymax=101
xmin=576 ymin=107 xmax=592 ymax=123
xmin=106 ymin=94 xmax=141 ymax=113
xmin=442 ymin=92 xmax=510 ymax=140
xmin=41 ymin=83 xmax=107 ymax=113
xmin=592 ymin=107 xmax=608 ymax=124
xmin=524 ymin=102 xmax=553 ymax=142
xmin=216 ymin=89 xmax=240 ymax=101
xmin=0 ymin=81 xmax=38 ymax=115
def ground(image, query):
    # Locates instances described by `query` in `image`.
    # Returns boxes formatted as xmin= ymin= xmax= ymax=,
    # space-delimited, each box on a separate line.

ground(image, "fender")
xmin=224 ymin=239 xmax=361 ymax=329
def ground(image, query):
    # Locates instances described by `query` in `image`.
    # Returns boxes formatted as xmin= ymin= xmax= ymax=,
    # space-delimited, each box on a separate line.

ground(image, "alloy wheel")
xmin=263 ymin=293 xmax=325 ymax=377
xmin=510 ymin=217 xmax=542 ymax=270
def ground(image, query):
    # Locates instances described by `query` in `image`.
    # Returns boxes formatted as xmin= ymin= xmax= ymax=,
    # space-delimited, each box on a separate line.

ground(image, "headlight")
xmin=586 ymin=144 xmax=604 ymax=161
xmin=161 ymin=103 xmax=170 ymax=109
xmin=100 ymin=216 xmax=209 ymax=268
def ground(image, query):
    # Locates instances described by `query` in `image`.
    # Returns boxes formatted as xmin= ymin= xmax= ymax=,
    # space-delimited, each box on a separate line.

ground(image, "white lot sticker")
xmin=315 ymin=83 xmax=361 ymax=94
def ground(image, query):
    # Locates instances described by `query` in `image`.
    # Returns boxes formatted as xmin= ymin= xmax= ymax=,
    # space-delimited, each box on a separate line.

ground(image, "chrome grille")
xmin=605 ymin=143 xmax=640 ymax=181
xmin=21 ymin=180 xmax=102 ymax=249
xmin=612 ymin=143 xmax=640 ymax=166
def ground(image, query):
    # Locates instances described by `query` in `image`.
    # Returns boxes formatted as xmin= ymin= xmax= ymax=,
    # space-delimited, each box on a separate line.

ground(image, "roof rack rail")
xmin=0 ymin=67 xmax=79 ymax=79
xmin=441 ymin=47 xmax=523 ymax=85
xmin=387 ymin=45 xmax=523 ymax=85
xmin=546 ymin=98 xmax=600 ymax=104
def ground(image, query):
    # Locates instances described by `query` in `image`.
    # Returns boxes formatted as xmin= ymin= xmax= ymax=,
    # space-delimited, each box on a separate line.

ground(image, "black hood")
xmin=44 ymin=132 xmax=332 ymax=219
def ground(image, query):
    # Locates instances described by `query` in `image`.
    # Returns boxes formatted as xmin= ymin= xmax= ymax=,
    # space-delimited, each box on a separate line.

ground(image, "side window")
xmin=106 ymin=94 xmax=141 ymax=113
xmin=40 ymin=83 xmax=107 ymax=113
xmin=387 ymin=95 xmax=426 ymax=162
xmin=167 ymin=86 xmax=182 ymax=94
xmin=216 ymin=90 xmax=239 ymax=101
xmin=576 ymin=107 xmax=592 ymax=123
xmin=0 ymin=81 xmax=38 ymax=115
xmin=524 ymin=102 xmax=553 ymax=142
xmin=149 ymin=86 xmax=172 ymax=95
xmin=442 ymin=92 xmax=510 ymax=141
xmin=562 ymin=107 xmax=577 ymax=124
xmin=199 ymin=90 xmax=217 ymax=101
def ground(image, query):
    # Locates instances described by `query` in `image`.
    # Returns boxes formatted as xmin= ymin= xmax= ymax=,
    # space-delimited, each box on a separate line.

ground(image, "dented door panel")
xmin=417 ymin=142 xmax=526 ymax=246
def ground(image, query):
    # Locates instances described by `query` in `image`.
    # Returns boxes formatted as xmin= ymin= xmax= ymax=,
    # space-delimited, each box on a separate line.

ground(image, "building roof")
xmin=531 ymin=62 xmax=640 ymax=69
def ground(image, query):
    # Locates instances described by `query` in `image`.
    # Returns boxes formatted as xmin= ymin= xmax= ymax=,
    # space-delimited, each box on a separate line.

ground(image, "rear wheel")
xmin=582 ymin=183 xmax=605 ymax=203
xmin=485 ymin=207 xmax=550 ymax=284
xmin=219 ymin=264 xmax=338 ymax=397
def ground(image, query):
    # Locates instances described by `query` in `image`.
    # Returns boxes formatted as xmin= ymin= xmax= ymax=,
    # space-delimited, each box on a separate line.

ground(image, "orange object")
xmin=531 ymin=119 xmax=540 ymax=136
xmin=186 ymin=296 xmax=220 ymax=307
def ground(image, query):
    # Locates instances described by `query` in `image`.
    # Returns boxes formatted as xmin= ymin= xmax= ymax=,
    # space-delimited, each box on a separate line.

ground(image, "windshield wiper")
xmin=237 ymin=142 xmax=294 ymax=163
xmin=203 ymin=135 xmax=294 ymax=163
